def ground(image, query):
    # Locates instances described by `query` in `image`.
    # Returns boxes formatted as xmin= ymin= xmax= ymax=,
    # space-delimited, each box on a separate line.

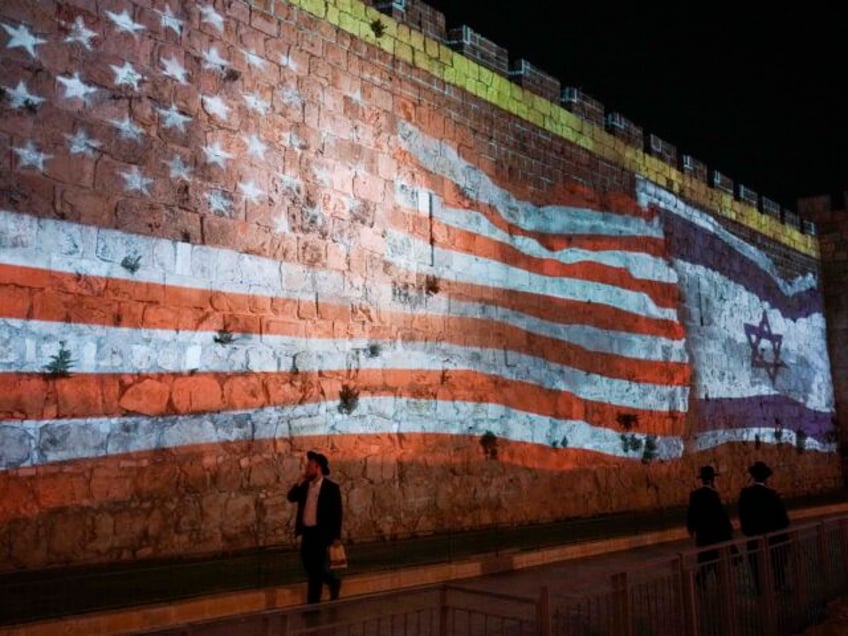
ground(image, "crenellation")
xmin=802 ymin=218 xmax=817 ymax=236
xmin=560 ymin=87 xmax=605 ymax=127
xmin=782 ymin=207 xmax=801 ymax=231
xmin=738 ymin=184 xmax=758 ymax=208
xmin=446 ymin=25 xmax=509 ymax=77
xmin=711 ymin=169 xmax=734 ymax=196
xmin=761 ymin=196 xmax=782 ymax=220
xmin=604 ymin=111 xmax=643 ymax=149
xmin=374 ymin=0 xmax=445 ymax=42
xmin=680 ymin=154 xmax=708 ymax=182
xmin=645 ymin=133 xmax=677 ymax=166
xmin=508 ymin=59 xmax=560 ymax=104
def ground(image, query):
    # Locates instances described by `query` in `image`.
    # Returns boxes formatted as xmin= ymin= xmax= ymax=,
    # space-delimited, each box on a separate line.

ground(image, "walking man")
xmin=287 ymin=450 xmax=343 ymax=603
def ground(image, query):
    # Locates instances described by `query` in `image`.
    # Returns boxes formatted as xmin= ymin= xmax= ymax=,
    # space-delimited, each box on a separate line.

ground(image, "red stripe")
xmin=0 ymin=370 xmax=686 ymax=434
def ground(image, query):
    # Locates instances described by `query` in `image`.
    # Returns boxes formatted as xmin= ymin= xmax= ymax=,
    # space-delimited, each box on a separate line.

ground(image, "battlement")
xmin=369 ymin=0 xmax=816 ymax=240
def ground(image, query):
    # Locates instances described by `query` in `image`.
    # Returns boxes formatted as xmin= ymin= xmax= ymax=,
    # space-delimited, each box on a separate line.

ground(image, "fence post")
xmin=756 ymin=536 xmax=778 ymax=635
xmin=678 ymin=554 xmax=699 ymax=636
xmin=611 ymin=572 xmax=633 ymax=636
xmin=439 ymin=586 xmax=449 ymax=636
xmin=717 ymin=545 xmax=739 ymax=636
xmin=536 ymin=586 xmax=551 ymax=636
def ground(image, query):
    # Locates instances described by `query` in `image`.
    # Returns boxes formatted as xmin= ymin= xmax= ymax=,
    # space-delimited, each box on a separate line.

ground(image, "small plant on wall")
xmin=366 ymin=342 xmax=382 ymax=358
xmin=338 ymin=384 xmax=360 ymax=414
xmin=616 ymin=413 xmax=638 ymax=431
xmin=480 ymin=430 xmax=498 ymax=460
xmin=620 ymin=433 xmax=642 ymax=454
xmin=424 ymin=274 xmax=440 ymax=296
xmin=214 ymin=329 xmax=236 ymax=345
xmin=120 ymin=253 xmax=142 ymax=274
xmin=641 ymin=435 xmax=659 ymax=464
xmin=43 ymin=341 xmax=74 ymax=377
xmin=370 ymin=19 xmax=386 ymax=38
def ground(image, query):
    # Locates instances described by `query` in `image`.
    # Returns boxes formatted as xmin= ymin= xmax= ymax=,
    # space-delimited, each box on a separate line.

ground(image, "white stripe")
xmin=692 ymin=427 xmax=836 ymax=454
xmin=675 ymin=259 xmax=834 ymax=412
xmin=636 ymin=179 xmax=818 ymax=295
xmin=386 ymin=230 xmax=681 ymax=321
xmin=0 ymin=398 xmax=686 ymax=470
xmin=431 ymin=199 xmax=679 ymax=284
xmin=397 ymin=122 xmax=664 ymax=238
xmin=0 ymin=318 xmax=690 ymax=412
xmin=0 ymin=209 xmax=687 ymax=361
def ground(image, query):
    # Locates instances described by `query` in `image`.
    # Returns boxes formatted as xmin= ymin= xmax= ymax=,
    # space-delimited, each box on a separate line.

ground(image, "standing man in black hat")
xmin=738 ymin=461 xmax=790 ymax=593
xmin=686 ymin=465 xmax=734 ymax=588
xmin=287 ymin=450 xmax=343 ymax=603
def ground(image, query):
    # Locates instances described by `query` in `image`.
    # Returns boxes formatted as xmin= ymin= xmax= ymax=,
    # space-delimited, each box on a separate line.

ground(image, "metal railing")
xmin=143 ymin=585 xmax=542 ymax=635
xmin=554 ymin=516 xmax=848 ymax=635
xmin=71 ymin=515 xmax=848 ymax=635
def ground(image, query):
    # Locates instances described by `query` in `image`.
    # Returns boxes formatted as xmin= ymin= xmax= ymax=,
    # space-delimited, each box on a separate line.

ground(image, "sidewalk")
xmin=2 ymin=490 xmax=846 ymax=635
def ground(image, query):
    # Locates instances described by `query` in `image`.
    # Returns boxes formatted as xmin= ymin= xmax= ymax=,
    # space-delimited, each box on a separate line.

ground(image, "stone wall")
xmin=0 ymin=0 xmax=839 ymax=570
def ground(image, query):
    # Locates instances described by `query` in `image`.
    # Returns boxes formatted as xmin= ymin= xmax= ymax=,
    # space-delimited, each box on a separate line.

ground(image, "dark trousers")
xmin=301 ymin=527 xmax=341 ymax=604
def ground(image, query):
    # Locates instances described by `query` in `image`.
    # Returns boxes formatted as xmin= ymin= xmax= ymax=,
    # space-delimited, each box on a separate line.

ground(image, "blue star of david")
xmin=744 ymin=310 xmax=786 ymax=383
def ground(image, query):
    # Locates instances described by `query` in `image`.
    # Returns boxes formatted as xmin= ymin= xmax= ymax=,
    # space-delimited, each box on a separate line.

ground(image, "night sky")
xmin=424 ymin=1 xmax=846 ymax=212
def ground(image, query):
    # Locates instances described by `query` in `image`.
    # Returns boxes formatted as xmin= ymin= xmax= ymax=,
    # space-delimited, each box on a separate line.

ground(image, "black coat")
xmin=686 ymin=486 xmax=733 ymax=547
xmin=738 ymin=483 xmax=789 ymax=538
xmin=287 ymin=478 xmax=343 ymax=546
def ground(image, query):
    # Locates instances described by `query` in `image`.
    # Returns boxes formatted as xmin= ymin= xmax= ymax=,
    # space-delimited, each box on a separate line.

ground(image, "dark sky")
xmin=424 ymin=1 xmax=846 ymax=211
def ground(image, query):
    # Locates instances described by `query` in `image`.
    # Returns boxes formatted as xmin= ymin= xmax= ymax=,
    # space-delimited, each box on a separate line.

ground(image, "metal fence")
xmin=142 ymin=516 xmax=848 ymax=636
xmin=554 ymin=516 xmax=848 ymax=636
xmin=144 ymin=585 xmax=541 ymax=636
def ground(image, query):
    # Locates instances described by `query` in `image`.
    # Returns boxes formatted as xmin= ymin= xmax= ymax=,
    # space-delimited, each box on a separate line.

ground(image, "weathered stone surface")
xmin=119 ymin=379 xmax=171 ymax=416
xmin=0 ymin=425 xmax=32 ymax=468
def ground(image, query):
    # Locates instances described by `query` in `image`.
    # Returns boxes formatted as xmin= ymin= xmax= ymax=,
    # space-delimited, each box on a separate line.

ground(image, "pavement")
xmin=2 ymin=489 xmax=846 ymax=635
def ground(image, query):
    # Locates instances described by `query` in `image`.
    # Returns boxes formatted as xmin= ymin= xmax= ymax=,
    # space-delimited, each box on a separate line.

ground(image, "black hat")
xmin=307 ymin=450 xmax=330 ymax=476
xmin=698 ymin=465 xmax=717 ymax=481
xmin=748 ymin=461 xmax=772 ymax=481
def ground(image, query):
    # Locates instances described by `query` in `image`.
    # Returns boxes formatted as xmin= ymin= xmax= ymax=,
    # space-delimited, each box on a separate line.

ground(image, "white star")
xmin=161 ymin=55 xmax=188 ymax=84
xmin=110 ymin=61 xmax=144 ymax=90
xmin=163 ymin=154 xmax=192 ymax=181
xmin=156 ymin=5 xmax=183 ymax=35
xmin=243 ymin=92 xmax=269 ymax=115
xmin=2 ymin=23 xmax=46 ymax=59
xmin=13 ymin=140 xmax=51 ymax=171
xmin=202 ymin=94 xmax=230 ymax=120
xmin=199 ymin=5 xmax=224 ymax=32
xmin=57 ymin=72 xmax=98 ymax=103
xmin=202 ymin=141 xmax=232 ymax=168
xmin=109 ymin=116 xmax=143 ymax=142
xmin=244 ymin=133 xmax=267 ymax=159
xmin=4 ymin=80 xmax=44 ymax=110
xmin=106 ymin=9 xmax=145 ymax=35
xmin=65 ymin=129 xmax=102 ymax=157
xmin=64 ymin=16 xmax=97 ymax=50
xmin=243 ymin=49 xmax=266 ymax=69
xmin=156 ymin=103 xmax=192 ymax=132
xmin=206 ymin=190 xmax=231 ymax=215
xmin=202 ymin=47 xmax=229 ymax=72
xmin=239 ymin=180 xmax=264 ymax=203
xmin=120 ymin=166 xmax=153 ymax=195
